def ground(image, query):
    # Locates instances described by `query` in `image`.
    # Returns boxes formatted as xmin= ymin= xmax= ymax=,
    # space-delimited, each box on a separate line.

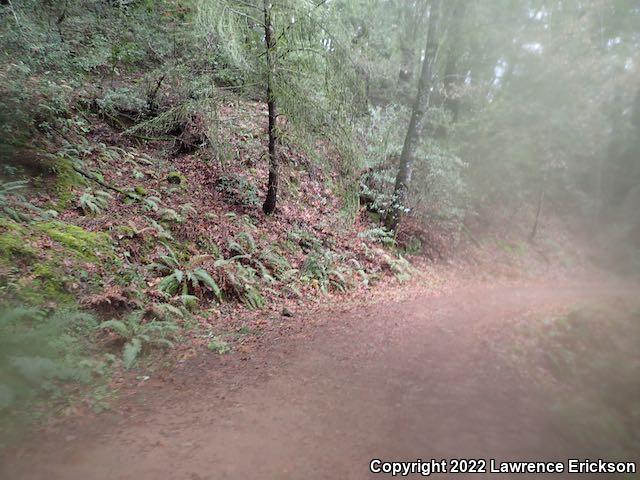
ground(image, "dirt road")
xmin=3 ymin=281 xmax=631 ymax=479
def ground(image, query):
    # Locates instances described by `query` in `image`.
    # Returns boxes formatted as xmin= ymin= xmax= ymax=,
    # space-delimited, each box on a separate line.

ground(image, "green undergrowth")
xmin=0 ymin=0 xmax=420 ymax=442
xmin=512 ymin=305 xmax=640 ymax=462
xmin=0 ymin=217 xmax=117 ymax=305
xmin=0 ymin=305 xmax=113 ymax=448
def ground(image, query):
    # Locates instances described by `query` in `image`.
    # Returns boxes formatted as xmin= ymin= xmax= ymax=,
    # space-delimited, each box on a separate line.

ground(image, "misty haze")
xmin=0 ymin=0 xmax=638 ymax=479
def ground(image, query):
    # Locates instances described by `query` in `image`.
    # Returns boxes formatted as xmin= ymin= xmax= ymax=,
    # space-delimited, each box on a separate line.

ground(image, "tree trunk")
xmin=385 ymin=0 xmax=440 ymax=232
xmin=529 ymin=171 xmax=546 ymax=242
xmin=262 ymin=0 xmax=278 ymax=215
xmin=441 ymin=0 xmax=467 ymax=125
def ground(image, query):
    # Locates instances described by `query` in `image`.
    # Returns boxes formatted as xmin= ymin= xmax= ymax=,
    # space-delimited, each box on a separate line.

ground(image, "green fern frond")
xmin=143 ymin=322 xmax=179 ymax=334
xmin=98 ymin=320 xmax=131 ymax=339
xmin=143 ymin=196 xmax=161 ymax=212
xmin=180 ymin=203 xmax=197 ymax=217
xmin=228 ymin=240 xmax=247 ymax=256
xmin=147 ymin=218 xmax=173 ymax=240
xmin=159 ymin=208 xmax=182 ymax=223
xmin=180 ymin=294 xmax=198 ymax=309
xmin=148 ymin=338 xmax=174 ymax=349
xmin=158 ymin=273 xmax=181 ymax=295
xmin=242 ymin=286 xmax=265 ymax=309
xmin=173 ymin=269 xmax=184 ymax=285
xmin=78 ymin=188 xmax=112 ymax=215
xmin=192 ymin=268 xmax=222 ymax=299
xmin=150 ymin=303 xmax=185 ymax=321
xmin=123 ymin=338 xmax=142 ymax=369
xmin=236 ymin=231 xmax=256 ymax=252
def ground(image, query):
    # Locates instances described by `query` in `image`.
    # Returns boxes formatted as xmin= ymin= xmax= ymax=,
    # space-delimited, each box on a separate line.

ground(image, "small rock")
xmin=282 ymin=307 xmax=293 ymax=317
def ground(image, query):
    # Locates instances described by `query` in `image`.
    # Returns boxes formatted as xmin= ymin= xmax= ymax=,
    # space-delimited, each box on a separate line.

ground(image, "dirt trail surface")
xmin=3 ymin=280 xmax=633 ymax=479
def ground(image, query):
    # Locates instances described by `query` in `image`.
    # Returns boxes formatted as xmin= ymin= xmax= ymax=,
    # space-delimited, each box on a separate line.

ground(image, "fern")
xmin=147 ymin=303 xmax=187 ymax=322
xmin=190 ymin=268 xmax=222 ymax=299
xmin=122 ymin=338 xmax=142 ymax=369
xmin=214 ymin=258 xmax=265 ymax=309
xmin=150 ymin=246 xmax=221 ymax=301
xmin=180 ymin=203 xmax=197 ymax=217
xmin=226 ymin=234 xmax=288 ymax=286
xmin=288 ymin=229 xmax=323 ymax=251
xmin=98 ymin=319 xmax=130 ymax=338
xmin=142 ymin=196 xmax=161 ymax=212
xmin=180 ymin=294 xmax=199 ymax=310
xmin=147 ymin=218 xmax=173 ymax=240
xmin=358 ymin=227 xmax=396 ymax=247
xmin=0 ymin=179 xmax=48 ymax=222
xmin=78 ymin=188 xmax=112 ymax=215
xmin=159 ymin=208 xmax=182 ymax=223
xmin=259 ymin=248 xmax=292 ymax=278
xmin=98 ymin=310 xmax=178 ymax=369
xmin=207 ymin=336 xmax=231 ymax=354
xmin=301 ymin=250 xmax=348 ymax=294
xmin=384 ymin=254 xmax=413 ymax=283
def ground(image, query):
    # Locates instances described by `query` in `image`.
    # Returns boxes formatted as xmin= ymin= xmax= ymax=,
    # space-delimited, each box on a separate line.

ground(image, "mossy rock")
xmin=134 ymin=185 xmax=147 ymax=196
xmin=166 ymin=171 xmax=187 ymax=186
xmin=16 ymin=263 xmax=75 ymax=305
xmin=0 ymin=219 xmax=116 ymax=305
xmin=45 ymin=156 xmax=86 ymax=211
xmin=0 ymin=218 xmax=37 ymax=259
xmin=33 ymin=221 xmax=114 ymax=261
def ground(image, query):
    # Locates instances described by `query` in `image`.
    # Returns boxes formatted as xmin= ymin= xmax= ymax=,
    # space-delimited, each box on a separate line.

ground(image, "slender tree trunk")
xmin=262 ymin=0 xmax=278 ymax=215
xmin=431 ymin=0 xmax=467 ymax=138
xmin=529 ymin=171 xmax=546 ymax=242
xmin=385 ymin=0 xmax=440 ymax=232
xmin=397 ymin=1 xmax=427 ymax=86
xmin=441 ymin=0 xmax=467 ymax=125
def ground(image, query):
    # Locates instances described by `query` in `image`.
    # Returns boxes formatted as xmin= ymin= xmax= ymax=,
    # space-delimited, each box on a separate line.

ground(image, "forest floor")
xmin=4 ymin=272 xmax=637 ymax=480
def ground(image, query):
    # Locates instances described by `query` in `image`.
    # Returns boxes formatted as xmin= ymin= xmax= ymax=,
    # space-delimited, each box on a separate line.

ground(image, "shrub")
xmin=98 ymin=310 xmax=178 ymax=369
xmin=383 ymin=254 xmax=413 ymax=283
xmin=149 ymin=245 xmax=221 ymax=301
xmin=0 ymin=306 xmax=98 ymax=411
xmin=301 ymin=250 xmax=348 ymax=294
xmin=216 ymin=174 xmax=260 ymax=206
xmin=514 ymin=306 xmax=640 ymax=458
xmin=358 ymin=227 xmax=396 ymax=247
xmin=214 ymin=258 xmax=265 ymax=309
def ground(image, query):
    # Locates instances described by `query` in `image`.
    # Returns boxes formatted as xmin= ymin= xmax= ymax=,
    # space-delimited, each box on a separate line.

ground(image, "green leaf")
xmin=173 ymin=269 xmax=184 ymax=284
xmin=180 ymin=294 xmax=198 ymax=309
xmin=192 ymin=268 xmax=222 ymax=299
xmin=123 ymin=338 xmax=142 ymax=369
xmin=98 ymin=320 xmax=130 ymax=339
xmin=149 ymin=338 xmax=174 ymax=349
xmin=207 ymin=337 xmax=230 ymax=354
xmin=158 ymin=274 xmax=180 ymax=295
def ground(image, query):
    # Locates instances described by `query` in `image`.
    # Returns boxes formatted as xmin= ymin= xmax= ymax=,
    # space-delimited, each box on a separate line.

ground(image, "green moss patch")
xmin=33 ymin=221 xmax=113 ymax=261
xmin=0 ymin=219 xmax=116 ymax=305
xmin=166 ymin=171 xmax=187 ymax=186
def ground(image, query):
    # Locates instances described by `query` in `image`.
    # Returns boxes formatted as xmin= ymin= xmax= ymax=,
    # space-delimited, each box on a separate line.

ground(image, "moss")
xmin=18 ymin=262 xmax=74 ymax=305
xmin=114 ymin=224 xmax=137 ymax=239
xmin=166 ymin=171 xmax=187 ymax=186
xmin=45 ymin=156 xmax=86 ymax=211
xmin=0 ymin=218 xmax=37 ymax=260
xmin=134 ymin=185 xmax=147 ymax=196
xmin=33 ymin=221 xmax=113 ymax=261
xmin=0 ymin=219 xmax=115 ymax=305
xmin=0 ymin=242 xmax=71 ymax=305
